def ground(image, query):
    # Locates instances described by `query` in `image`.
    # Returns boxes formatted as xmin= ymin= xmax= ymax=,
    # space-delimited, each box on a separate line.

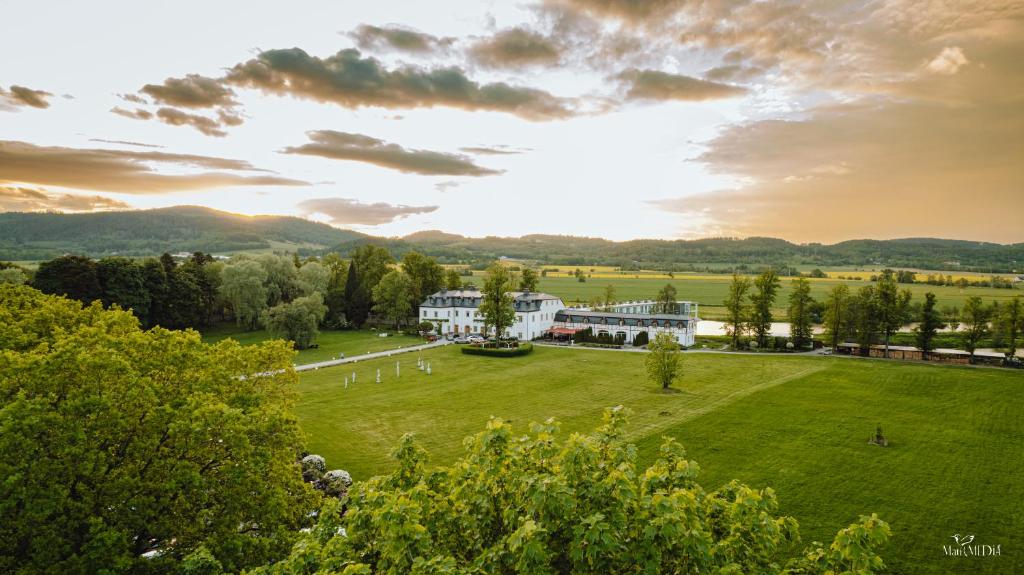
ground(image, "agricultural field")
xmin=200 ymin=324 xmax=423 ymax=364
xmin=532 ymin=274 xmax=1021 ymax=320
xmin=295 ymin=346 xmax=1024 ymax=574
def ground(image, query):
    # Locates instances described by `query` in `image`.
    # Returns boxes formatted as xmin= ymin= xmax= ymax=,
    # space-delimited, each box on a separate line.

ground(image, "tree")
xmin=749 ymin=268 xmax=781 ymax=348
xmin=372 ymin=270 xmax=414 ymax=329
xmin=822 ymin=284 xmax=850 ymax=351
xmin=851 ymin=285 xmax=879 ymax=352
xmin=254 ymin=408 xmax=890 ymax=575
xmin=915 ymin=292 xmax=945 ymax=359
xmin=343 ymin=261 xmax=370 ymax=328
xmin=603 ymin=283 xmax=617 ymax=309
xmin=257 ymin=254 xmax=300 ymax=306
xmin=96 ymin=257 xmax=150 ymax=323
xmin=0 ymin=285 xmax=316 ymax=573
xmin=655 ymin=283 xmax=678 ymax=313
xmin=519 ymin=267 xmax=539 ymax=292
xmin=0 ymin=267 xmax=26 ymax=285
xmin=478 ymin=261 xmax=516 ymax=338
xmin=961 ymin=296 xmax=990 ymax=360
xmin=221 ymin=259 xmax=269 ymax=330
xmin=787 ymin=277 xmax=814 ymax=349
xmin=401 ymin=252 xmax=444 ymax=315
xmin=32 ymin=255 xmax=102 ymax=304
xmin=263 ymin=293 xmax=328 ymax=349
xmin=297 ymin=261 xmax=330 ymax=297
xmin=724 ymin=273 xmax=751 ymax=349
xmin=350 ymin=245 xmax=395 ymax=304
xmin=646 ymin=332 xmax=681 ymax=390
xmin=444 ymin=268 xmax=463 ymax=290
xmin=874 ymin=270 xmax=912 ymax=357
xmin=1002 ymin=296 xmax=1022 ymax=360
xmin=574 ymin=267 xmax=585 ymax=282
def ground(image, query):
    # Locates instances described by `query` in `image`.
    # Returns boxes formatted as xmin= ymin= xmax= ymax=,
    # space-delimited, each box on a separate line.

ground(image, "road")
xmin=294 ymin=339 xmax=452 ymax=372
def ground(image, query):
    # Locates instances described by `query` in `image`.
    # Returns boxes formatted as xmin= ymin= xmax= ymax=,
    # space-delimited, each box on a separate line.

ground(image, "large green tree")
xmin=343 ymin=261 xmax=370 ymax=328
xmin=401 ymin=252 xmax=444 ymax=315
xmin=0 ymin=285 xmax=316 ymax=573
xmin=723 ymin=273 xmax=751 ymax=348
xmin=654 ymin=283 xmax=678 ymax=313
xmin=519 ymin=267 xmax=539 ymax=292
xmin=1002 ymin=296 xmax=1022 ymax=360
xmin=874 ymin=270 xmax=913 ymax=357
xmin=749 ymin=268 xmax=781 ymax=348
xmin=297 ymin=260 xmax=331 ymax=298
xmin=787 ymin=277 xmax=814 ymax=349
xmin=646 ymin=332 xmax=681 ymax=390
xmin=253 ymin=408 xmax=890 ymax=575
xmin=263 ymin=293 xmax=329 ymax=349
xmin=478 ymin=261 xmax=517 ymax=338
xmin=221 ymin=259 xmax=269 ymax=330
xmin=822 ymin=284 xmax=851 ymax=351
xmin=372 ymin=270 xmax=414 ymax=329
xmin=96 ymin=257 xmax=150 ymax=323
xmin=350 ymin=245 xmax=395 ymax=303
xmin=915 ymin=292 xmax=945 ymax=358
xmin=444 ymin=268 xmax=463 ymax=290
xmin=32 ymin=255 xmax=102 ymax=304
xmin=851 ymin=285 xmax=879 ymax=352
xmin=257 ymin=254 xmax=301 ymax=306
xmin=961 ymin=296 xmax=991 ymax=360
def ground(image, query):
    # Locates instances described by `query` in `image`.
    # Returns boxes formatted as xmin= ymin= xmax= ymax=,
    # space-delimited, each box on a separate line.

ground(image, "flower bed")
xmin=461 ymin=342 xmax=534 ymax=357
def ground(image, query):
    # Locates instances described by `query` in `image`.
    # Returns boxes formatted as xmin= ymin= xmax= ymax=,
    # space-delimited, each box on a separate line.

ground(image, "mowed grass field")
xmin=534 ymin=275 xmax=1021 ymax=320
xmin=296 ymin=346 xmax=1024 ymax=574
xmin=201 ymin=324 xmax=423 ymax=364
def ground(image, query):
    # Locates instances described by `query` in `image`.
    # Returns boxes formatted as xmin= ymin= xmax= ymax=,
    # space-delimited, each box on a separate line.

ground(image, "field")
xmin=296 ymin=346 xmax=1024 ymax=574
xmin=200 ymin=324 xmax=423 ymax=364
xmin=533 ymin=275 xmax=1021 ymax=320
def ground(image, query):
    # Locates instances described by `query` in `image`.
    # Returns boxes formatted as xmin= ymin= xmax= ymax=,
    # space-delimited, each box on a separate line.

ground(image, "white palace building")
xmin=420 ymin=289 xmax=699 ymax=346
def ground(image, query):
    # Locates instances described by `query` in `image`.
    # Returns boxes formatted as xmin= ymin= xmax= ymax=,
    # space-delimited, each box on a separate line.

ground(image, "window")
xmin=433 ymin=311 xmax=438 ymax=318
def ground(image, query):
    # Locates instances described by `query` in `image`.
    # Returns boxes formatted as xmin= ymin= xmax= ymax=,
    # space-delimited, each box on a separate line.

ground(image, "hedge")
xmin=461 ymin=343 xmax=534 ymax=357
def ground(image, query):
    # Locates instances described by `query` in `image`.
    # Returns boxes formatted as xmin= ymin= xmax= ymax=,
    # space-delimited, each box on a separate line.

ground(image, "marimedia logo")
xmin=943 ymin=534 xmax=1002 ymax=558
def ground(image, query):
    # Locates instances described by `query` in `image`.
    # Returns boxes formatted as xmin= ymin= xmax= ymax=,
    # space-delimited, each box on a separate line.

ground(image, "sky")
xmin=1 ymin=0 xmax=1021 ymax=243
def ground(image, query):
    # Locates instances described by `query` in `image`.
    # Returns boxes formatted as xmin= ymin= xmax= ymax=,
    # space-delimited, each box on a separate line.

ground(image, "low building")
xmin=551 ymin=299 xmax=699 ymax=347
xmin=419 ymin=289 xmax=564 ymax=340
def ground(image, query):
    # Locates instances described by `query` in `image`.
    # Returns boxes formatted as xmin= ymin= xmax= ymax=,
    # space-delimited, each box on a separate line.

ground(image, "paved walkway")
xmin=294 ymin=339 xmax=451 ymax=372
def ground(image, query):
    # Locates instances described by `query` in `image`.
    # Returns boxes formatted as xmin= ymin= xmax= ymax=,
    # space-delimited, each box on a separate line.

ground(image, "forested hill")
xmin=1 ymin=207 xmax=1021 ymax=272
xmin=0 ymin=206 xmax=366 ymax=259
xmin=326 ymin=233 xmax=1024 ymax=273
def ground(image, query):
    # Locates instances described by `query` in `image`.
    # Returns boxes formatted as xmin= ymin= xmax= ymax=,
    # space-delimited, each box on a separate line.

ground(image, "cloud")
xmin=88 ymin=138 xmax=165 ymax=149
xmin=616 ymin=69 xmax=747 ymax=101
xmin=0 ymin=140 xmax=308 ymax=194
xmin=348 ymin=24 xmax=455 ymax=54
xmin=434 ymin=180 xmax=462 ymax=192
xmin=704 ymin=64 xmax=765 ymax=82
xmin=282 ymin=130 xmax=503 ymax=176
xmin=155 ymin=107 xmax=228 ymax=137
xmin=111 ymin=106 xmax=153 ymax=120
xmin=926 ymin=47 xmax=968 ymax=75
xmin=1 ymin=85 xmax=53 ymax=110
xmin=297 ymin=197 xmax=438 ymax=226
xmin=544 ymin=0 xmax=688 ymax=25
xmin=140 ymin=74 xmax=238 ymax=108
xmin=0 ymin=186 xmax=130 ymax=212
xmin=459 ymin=145 xmax=527 ymax=155
xmin=224 ymin=48 xmax=576 ymax=120
xmin=468 ymin=28 xmax=562 ymax=69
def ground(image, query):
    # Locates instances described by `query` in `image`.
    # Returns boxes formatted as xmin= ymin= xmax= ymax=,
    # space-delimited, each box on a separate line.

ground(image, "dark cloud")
xmin=111 ymin=106 xmax=153 ymax=120
xmin=140 ymin=74 xmax=238 ymax=108
xmin=283 ymin=130 xmax=502 ymax=176
xmin=0 ymin=140 xmax=307 ymax=194
xmin=224 ymin=48 xmax=576 ymax=120
xmin=0 ymin=186 xmax=130 ymax=212
xmin=1 ymin=85 xmax=53 ymax=109
xmin=155 ymin=107 xmax=228 ymax=137
xmin=616 ymin=69 xmax=747 ymax=101
xmin=468 ymin=28 xmax=562 ymax=69
xmin=545 ymin=0 xmax=689 ymax=25
xmin=348 ymin=24 xmax=455 ymax=54
xmin=297 ymin=197 xmax=438 ymax=226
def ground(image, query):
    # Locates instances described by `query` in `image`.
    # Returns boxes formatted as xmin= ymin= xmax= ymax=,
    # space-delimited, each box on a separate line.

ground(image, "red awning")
xmin=547 ymin=327 xmax=582 ymax=335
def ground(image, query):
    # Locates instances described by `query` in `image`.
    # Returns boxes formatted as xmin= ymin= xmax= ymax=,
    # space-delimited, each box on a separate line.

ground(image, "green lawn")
xmin=200 ymin=324 xmax=424 ymax=364
xmin=296 ymin=347 xmax=1024 ymax=574
xmin=536 ymin=275 xmax=1021 ymax=320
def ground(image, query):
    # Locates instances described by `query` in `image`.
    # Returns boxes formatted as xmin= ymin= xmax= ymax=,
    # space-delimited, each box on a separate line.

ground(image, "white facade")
xmin=420 ymin=289 xmax=564 ymax=340
xmin=552 ymin=300 xmax=699 ymax=347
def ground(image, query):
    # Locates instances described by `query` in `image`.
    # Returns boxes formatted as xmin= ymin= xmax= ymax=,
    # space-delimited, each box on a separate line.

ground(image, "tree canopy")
xmin=254 ymin=407 xmax=890 ymax=575
xmin=478 ymin=261 xmax=517 ymax=338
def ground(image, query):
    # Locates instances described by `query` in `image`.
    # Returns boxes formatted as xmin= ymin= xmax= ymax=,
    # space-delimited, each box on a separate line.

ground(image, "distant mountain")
xmin=1 ymin=207 xmax=1021 ymax=272
xmin=0 ymin=206 xmax=367 ymax=259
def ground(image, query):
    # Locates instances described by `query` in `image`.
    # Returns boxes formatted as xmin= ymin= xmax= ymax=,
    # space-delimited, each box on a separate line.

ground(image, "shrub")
xmin=461 ymin=342 xmax=534 ymax=357
xmin=633 ymin=331 xmax=649 ymax=346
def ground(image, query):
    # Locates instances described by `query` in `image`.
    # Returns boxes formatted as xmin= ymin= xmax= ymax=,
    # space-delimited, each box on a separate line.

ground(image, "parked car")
xmin=467 ymin=335 xmax=486 ymax=344
xmin=453 ymin=336 xmax=470 ymax=344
